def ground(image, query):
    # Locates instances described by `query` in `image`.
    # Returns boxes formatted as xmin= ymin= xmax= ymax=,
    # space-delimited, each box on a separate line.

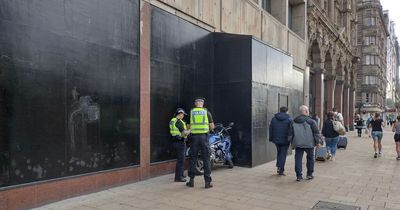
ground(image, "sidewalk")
xmin=35 ymin=127 xmax=400 ymax=210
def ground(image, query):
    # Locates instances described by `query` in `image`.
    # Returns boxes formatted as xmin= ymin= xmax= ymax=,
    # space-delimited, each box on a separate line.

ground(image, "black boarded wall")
xmin=150 ymin=6 xmax=214 ymax=162
xmin=214 ymin=34 xmax=303 ymax=167
xmin=0 ymin=0 xmax=140 ymax=187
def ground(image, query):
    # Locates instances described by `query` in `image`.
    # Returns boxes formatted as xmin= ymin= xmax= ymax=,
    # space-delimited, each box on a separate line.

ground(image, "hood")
xmin=294 ymin=115 xmax=310 ymax=123
xmin=275 ymin=112 xmax=290 ymax=121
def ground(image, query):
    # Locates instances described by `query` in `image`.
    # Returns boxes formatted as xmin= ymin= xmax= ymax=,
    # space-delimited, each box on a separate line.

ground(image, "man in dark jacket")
xmin=288 ymin=105 xmax=321 ymax=181
xmin=269 ymin=106 xmax=292 ymax=176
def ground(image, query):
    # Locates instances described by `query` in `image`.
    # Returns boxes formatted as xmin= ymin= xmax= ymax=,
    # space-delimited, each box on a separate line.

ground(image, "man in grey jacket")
xmin=288 ymin=105 xmax=321 ymax=181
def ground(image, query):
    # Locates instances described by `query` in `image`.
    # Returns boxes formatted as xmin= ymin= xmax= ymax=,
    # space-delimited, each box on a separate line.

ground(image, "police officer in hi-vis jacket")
xmin=186 ymin=97 xmax=215 ymax=189
xmin=169 ymin=108 xmax=190 ymax=182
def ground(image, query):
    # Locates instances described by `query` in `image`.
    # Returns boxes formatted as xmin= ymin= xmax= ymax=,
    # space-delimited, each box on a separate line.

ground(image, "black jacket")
xmin=322 ymin=119 xmax=339 ymax=138
xmin=269 ymin=112 xmax=292 ymax=145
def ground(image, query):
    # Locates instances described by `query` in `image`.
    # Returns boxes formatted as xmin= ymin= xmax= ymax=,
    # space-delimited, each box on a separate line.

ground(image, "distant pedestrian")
xmin=322 ymin=112 xmax=340 ymax=161
xmin=288 ymin=105 xmax=321 ymax=181
xmin=169 ymin=108 xmax=190 ymax=182
xmin=369 ymin=113 xmax=385 ymax=158
xmin=392 ymin=115 xmax=400 ymax=160
xmin=355 ymin=114 xmax=365 ymax=137
xmin=332 ymin=107 xmax=344 ymax=126
xmin=366 ymin=114 xmax=373 ymax=137
xmin=311 ymin=113 xmax=320 ymax=129
xmin=269 ymin=106 xmax=292 ymax=176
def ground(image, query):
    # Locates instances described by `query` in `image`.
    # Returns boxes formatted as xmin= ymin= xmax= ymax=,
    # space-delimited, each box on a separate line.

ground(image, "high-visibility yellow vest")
xmin=190 ymin=108 xmax=209 ymax=134
xmin=169 ymin=117 xmax=187 ymax=137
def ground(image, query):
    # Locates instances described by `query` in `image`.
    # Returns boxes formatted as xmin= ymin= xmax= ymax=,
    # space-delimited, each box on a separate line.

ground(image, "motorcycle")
xmin=186 ymin=122 xmax=234 ymax=174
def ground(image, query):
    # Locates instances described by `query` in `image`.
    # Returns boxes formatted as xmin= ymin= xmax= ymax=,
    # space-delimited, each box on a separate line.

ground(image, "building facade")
xmin=355 ymin=0 xmax=389 ymax=114
xmin=307 ymin=0 xmax=359 ymax=129
xmin=383 ymin=11 xmax=399 ymax=107
xmin=0 ymin=0 xmax=307 ymax=209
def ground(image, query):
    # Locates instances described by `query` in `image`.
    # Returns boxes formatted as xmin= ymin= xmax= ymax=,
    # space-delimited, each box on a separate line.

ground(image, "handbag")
xmin=332 ymin=120 xmax=346 ymax=135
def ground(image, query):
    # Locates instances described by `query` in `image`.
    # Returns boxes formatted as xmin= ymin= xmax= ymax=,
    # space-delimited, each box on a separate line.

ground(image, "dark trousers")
xmin=357 ymin=128 xmax=362 ymax=137
xmin=294 ymin=148 xmax=314 ymax=178
xmin=173 ymin=141 xmax=186 ymax=179
xmin=275 ymin=144 xmax=289 ymax=172
xmin=188 ymin=134 xmax=212 ymax=183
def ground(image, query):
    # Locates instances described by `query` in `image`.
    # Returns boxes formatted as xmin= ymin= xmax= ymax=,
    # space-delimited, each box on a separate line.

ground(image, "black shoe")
xmin=228 ymin=160 xmax=234 ymax=169
xmin=296 ymin=177 xmax=303 ymax=182
xmin=278 ymin=172 xmax=286 ymax=176
xmin=306 ymin=175 xmax=314 ymax=180
xmin=205 ymin=182 xmax=213 ymax=189
xmin=186 ymin=179 xmax=194 ymax=187
xmin=174 ymin=177 xmax=186 ymax=182
xmin=276 ymin=167 xmax=280 ymax=174
xmin=374 ymin=153 xmax=378 ymax=158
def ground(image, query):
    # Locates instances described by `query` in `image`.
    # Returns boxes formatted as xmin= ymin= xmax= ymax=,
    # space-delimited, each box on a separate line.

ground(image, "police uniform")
xmin=187 ymin=98 xmax=214 ymax=188
xmin=169 ymin=109 xmax=187 ymax=182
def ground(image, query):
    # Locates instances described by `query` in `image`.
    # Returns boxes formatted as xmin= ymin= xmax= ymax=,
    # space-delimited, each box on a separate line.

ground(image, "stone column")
xmin=334 ymin=80 xmax=344 ymax=113
xmin=343 ymin=84 xmax=350 ymax=130
xmin=325 ymin=75 xmax=336 ymax=112
xmin=349 ymin=88 xmax=355 ymax=130
xmin=315 ymin=70 xmax=325 ymax=126
xmin=328 ymin=0 xmax=335 ymax=22
xmin=304 ymin=66 xmax=310 ymax=106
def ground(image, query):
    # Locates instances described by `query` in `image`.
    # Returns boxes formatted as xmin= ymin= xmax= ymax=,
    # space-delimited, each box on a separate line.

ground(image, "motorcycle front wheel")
xmin=194 ymin=159 xmax=214 ymax=175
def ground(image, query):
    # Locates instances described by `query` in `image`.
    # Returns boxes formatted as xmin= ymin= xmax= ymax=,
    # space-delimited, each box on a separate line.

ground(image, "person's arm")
xmin=287 ymin=122 xmax=294 ymax=145
xmin=207 ymin=111 xmax=215 ymax=132
xmin=309 ymin=119 xmax=321 ymax=147
xmin=175 ymin=120 xmax=185 ymax=133
xmin=269 ymin=119 xmax=274 ymax=142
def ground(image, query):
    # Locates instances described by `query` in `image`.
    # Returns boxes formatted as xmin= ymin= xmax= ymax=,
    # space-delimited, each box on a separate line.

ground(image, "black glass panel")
xmin=0 ymin=0 xmax=140 ymax=187
xmin=150 ymin=7 xmax=214 ymax=163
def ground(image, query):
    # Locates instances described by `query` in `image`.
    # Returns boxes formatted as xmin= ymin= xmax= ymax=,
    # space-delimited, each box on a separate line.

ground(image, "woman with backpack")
xmin=369 ymin=113 xmax=385 ymax=158
xmin=391 ymin=115 xmax=400 ymax=160
xmin=322 ymin=112 xmax=340 ymax=161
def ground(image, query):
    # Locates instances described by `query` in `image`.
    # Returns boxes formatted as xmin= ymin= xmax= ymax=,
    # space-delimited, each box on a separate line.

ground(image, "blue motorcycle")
xmin=186 ymin=122 xmax=234 ymax=174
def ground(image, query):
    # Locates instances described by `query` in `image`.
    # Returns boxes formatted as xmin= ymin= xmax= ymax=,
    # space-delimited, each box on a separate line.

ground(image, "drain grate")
xmin=312 ymin=201 xmax=361 ymax=210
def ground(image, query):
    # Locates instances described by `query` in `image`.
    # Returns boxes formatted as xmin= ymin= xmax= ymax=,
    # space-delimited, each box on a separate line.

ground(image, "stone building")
xmin=307 ymin=0 xmax=359 ymax=129
xmin=356 ymin=0 xmax=389 ymax=114
xmin=383 ymin=11 xmax=399 ymax=107
xmin=0 ymin=0 xmax=308 ymax=209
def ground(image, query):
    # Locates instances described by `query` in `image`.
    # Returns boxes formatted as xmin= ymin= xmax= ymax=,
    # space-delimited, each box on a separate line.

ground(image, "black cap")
xmin=194 ymin=97 xmax=205 ymax=102
xmin=175 ymin=108 xmax=187 ymax=115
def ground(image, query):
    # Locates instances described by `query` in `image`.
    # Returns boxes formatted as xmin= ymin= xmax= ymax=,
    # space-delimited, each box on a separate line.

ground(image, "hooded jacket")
xmin=288 ymin=115 xmax=321 ymax=148
xmin=269 ymin=112 xmax=292 ymax=145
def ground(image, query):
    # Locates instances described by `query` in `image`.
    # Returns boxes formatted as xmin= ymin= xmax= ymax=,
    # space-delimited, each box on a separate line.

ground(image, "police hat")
xmin=175 ymin=108 xmax=187 ymax=115
xmin=194 ymin=97 xmax=205 ymax=102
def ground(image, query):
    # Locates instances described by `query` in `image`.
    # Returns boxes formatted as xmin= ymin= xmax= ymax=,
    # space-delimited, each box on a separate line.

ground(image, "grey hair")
xmin=299 ymin=105 xmax=309 ymax=113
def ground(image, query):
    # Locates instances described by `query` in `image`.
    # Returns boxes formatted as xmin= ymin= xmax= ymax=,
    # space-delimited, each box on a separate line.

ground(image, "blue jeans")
xmin=371 ymin=131 xmax=383 ymax=141
xmin=294 ymin=148 xmax=314 ymax=178
xmin=325 ymin=136 xmax=340 ymax=156
xmin=275 ymin=144 xmax=289 ymax=172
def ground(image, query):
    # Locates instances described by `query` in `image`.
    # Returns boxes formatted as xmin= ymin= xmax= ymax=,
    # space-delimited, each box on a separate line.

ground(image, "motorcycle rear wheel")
xmin=194 ymin=159 xmax=214 ymax=175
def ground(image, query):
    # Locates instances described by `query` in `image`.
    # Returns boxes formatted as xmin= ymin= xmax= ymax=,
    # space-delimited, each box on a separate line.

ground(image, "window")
xmin=363 ymin=36 xmax=377 ymax=45
xmin=262 ymin=0 xmax=271 ymax=13
xmin=363 ymin=54 xmax=380 ymax=65
xmin=288 ymin=4 xmax=293 ymax=30
xmin=362 ymin=93 xmax=375 ymax=103
xmin=363 ymin=17 xmax=376 ymax=26
xmin=278 ymin=94 xmax=289 ymax=112
xmin=363 ymin=76 xmax=378 ymax=85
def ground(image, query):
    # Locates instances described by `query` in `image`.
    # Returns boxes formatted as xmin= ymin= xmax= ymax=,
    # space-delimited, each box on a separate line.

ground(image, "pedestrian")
xmin=322 ymin=111 xmax=340 ymax=161
xmin=355 ymin=114 xmax=365 ymax=137
xmin=392 ymin=115 xmax=400 ymax=160
xmin=369 ymin=113 xmax=385 ymax=158
xmin=186 ymin=97 xmax=215 ymax=189
xmin=269 ymin=106 xmax=292 ymax=176
xmin=311 ymin=113 xmax=320 ymax=129
xmin=366 ymin=114 xmax=373 ymax=137
xmin=288 ymin=105 xmax=321 ymax=181
xmin=169 ymin=108 xmax=190 ymax=182
xmin=332 ymin=107 xmax=344 ymax=126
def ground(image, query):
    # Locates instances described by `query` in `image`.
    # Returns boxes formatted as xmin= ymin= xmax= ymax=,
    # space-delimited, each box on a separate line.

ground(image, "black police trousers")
xmin=188 ymin=133 xmax=212 ymax=183
xmin=172 ymin=141 xmax=186 ymax=179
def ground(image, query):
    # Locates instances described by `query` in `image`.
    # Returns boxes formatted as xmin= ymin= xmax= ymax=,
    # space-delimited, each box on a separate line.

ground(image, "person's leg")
xmin=199 ymin=134 xmax=212 ymax=186
xmin=275 ymin=144 xmax=281 ymax=171
xmin=330 ymin=136 xmax=340 ymax=158
xmin=305 ymin=148 xmax=315 ymax=178
xmin=325 ymin=138 xmax=331 ymax=155
xmin=279 ymin=144 xmax=289 ymax=174
xmin=378 ymin=132 xmax=383 ymax=155
xmin=357 ymin=129 xmax=362 ymax=137
xmin=396 ymin=142 xmax=400 ymax=158
xmin=187 ymin=135 xmax=200 ymax=186
xmin=372 ymin=132 xmax=378 ymax=157
xmin=173 ymin=142 xmax=185 ymax=180
xmin=294 ymin=148 xmax=304 ymax=179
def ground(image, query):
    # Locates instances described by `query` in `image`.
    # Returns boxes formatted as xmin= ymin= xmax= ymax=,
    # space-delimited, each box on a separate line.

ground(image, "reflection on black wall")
xmin=0 ymin=0 xmax=140 ymax=187
xmin=150 ymin=7 xmax=214 ymax=163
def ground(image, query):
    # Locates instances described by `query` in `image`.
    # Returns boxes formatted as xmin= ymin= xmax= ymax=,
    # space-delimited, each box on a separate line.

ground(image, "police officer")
xmin=170 ymin=108 xmax=189 ymax=182
xmin=186 ymin=97 xmax=215 ymax=189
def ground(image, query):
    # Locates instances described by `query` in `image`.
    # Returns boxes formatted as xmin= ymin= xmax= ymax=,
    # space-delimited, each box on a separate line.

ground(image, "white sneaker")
xmin=378 ymin=153 xmax=382 ymax=157
xmin=331 ymin=156 xmax=335 ymax=161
